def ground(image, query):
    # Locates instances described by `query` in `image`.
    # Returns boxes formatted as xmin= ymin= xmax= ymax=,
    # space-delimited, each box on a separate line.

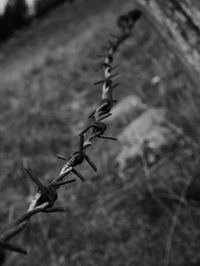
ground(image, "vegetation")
xmin=35 ymin=0 xmax=70 ymax=17
xmin=0 ymin=0 xmax=200 ymax=265
xmin=0 ymin=0 xmax=72 ymax=41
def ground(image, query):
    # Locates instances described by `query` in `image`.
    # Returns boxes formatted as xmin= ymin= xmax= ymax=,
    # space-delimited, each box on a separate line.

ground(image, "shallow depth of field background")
xmin=1 ymin=0 xmax=200 ymax=266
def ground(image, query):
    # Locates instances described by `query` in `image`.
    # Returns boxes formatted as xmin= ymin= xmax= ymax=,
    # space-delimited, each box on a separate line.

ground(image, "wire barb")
xmin=24 ymin=167 xmax=58 ymax=208
xmin=0 ymin=8 xmax=142 ymax=262
xmin=94 ymin=73 xmax=119 ymax=85
xmin=0 ymin=241 xmax=27 ymax=255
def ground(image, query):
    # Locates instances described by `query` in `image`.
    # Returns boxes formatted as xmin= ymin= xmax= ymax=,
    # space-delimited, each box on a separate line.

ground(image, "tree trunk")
xmin=135 ymin=0 xmax=200 ymax=89
xmin=134 ymin=0 xmax=200 ymax=205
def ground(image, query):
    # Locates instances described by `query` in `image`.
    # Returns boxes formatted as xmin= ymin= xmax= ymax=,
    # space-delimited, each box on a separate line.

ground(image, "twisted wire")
xmin=0 ymin=9 xmax=142 ymax=263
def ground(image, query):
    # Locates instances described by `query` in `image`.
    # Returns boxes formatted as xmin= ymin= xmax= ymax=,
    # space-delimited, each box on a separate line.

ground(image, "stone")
xmin=116 ymin=107 xmax=177 ymax=170
xmin=107 ymin=95 xmax=147 ymax=128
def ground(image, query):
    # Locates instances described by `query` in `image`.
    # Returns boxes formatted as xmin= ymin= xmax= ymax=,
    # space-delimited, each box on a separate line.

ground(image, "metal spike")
xmin=43 ymin=207 xmax=67 ymax=213
xmin=2 ymin=221 xmax=27 ymax=241
xmin=71 ymin=168 xmax=85 ymax=182
xmin=98 ymin=136 xmax=118 ymax=141
xmin=23 ymin=168 xmax=44 ymax=191
xmin=88 ymin=109 xmax=95 ymax=118
xmin=95 ymin=62 xmax=111 ymax=72
xmin=52 ymin=179 xmax=76 ymax=187
xmin=94 ymin=73 xmax=119 ymax=85
xmin=57 ymin=155 xmax=66 ymax=161
xmin=79 ymin=134 xmax=84 ymax=156
xmin=0 ymin=241 xmax=27 ymax=255
xmin=84 ymin=155 xmax=97 ymax=172
xmin=111 ymin=83 xmax=121 ymax=90
xmin=99 ymin=113 xmax=112 ymax=121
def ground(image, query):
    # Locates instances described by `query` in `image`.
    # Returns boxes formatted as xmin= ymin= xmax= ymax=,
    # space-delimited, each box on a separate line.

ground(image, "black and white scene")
xmin=0 ymin=0 xmax=200 ymax=265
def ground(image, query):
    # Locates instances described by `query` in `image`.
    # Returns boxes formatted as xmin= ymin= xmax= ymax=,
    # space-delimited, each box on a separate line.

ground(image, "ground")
xmin=0 ymin=0 xmax=200 ymax=265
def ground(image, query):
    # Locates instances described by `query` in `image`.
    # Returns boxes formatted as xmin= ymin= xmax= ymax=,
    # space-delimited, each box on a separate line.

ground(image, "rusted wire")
xmin=0 ymin=9 xmax=142 ymax=264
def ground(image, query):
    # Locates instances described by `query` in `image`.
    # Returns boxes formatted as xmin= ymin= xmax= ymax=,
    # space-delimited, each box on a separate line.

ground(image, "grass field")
xmin=1 ymin=0 xmax=200 ymax=265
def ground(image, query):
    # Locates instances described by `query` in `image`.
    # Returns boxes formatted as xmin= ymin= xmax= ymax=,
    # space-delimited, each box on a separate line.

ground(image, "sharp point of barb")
xmin=0 ymin=8 xmax=142 ymax=259
xmin=0 ymin=241 xmax=27 ymax=255
xmin=57 ymin=155 xmax=66 ymax=161
xmin=43 ymin=206 xmax=67 ymax=213
xmin=52 ymin=179 xmax=76 ymax=187
xmin=72 ymin=168 xmax=85 ymax=182
xmin=94 ymin=73 xmax=119 ymax=86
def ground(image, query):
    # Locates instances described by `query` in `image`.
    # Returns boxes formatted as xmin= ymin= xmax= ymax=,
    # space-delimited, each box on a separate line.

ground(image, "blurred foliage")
xmin=0 ymin=0 xmax=28 ymax=39
xmin=0 ymin=0 xmax=71 ymax=41
xmin=35 ymin=0 xmax=68 ymax=17
xmin=0 ymin=0 xmax=200 ymax=265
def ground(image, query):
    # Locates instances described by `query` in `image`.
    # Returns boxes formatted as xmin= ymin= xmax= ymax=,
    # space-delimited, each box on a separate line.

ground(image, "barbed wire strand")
xmin=0 ymin=9 xmax=142 ymax=264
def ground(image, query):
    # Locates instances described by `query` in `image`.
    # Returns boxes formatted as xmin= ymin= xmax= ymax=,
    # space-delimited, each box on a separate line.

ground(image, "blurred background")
xmin=0 ymin=0 xmax=73 ymax=41
xmin=1 ymin=0 xmax=200 ymax=265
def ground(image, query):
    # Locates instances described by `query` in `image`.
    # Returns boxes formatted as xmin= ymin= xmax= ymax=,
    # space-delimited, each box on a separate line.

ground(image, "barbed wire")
xmin=0 ymin=8 xmax=142 ymax=264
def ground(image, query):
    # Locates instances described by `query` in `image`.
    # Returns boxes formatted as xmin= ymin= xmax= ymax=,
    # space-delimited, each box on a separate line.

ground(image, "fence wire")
xmin=0 ymin=9 xmax=142 ymax=264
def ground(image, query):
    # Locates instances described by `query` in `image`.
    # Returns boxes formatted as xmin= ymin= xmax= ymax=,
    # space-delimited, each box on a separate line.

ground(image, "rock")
xmin=116 ymin=107 xmax=177 ymax=170
xmin=107 ymin=95 xmax=147 ymax=128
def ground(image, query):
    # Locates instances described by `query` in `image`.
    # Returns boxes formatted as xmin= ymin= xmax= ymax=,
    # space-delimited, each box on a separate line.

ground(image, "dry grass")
xmin=0 ymin=0 xmax=200 ymax=265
